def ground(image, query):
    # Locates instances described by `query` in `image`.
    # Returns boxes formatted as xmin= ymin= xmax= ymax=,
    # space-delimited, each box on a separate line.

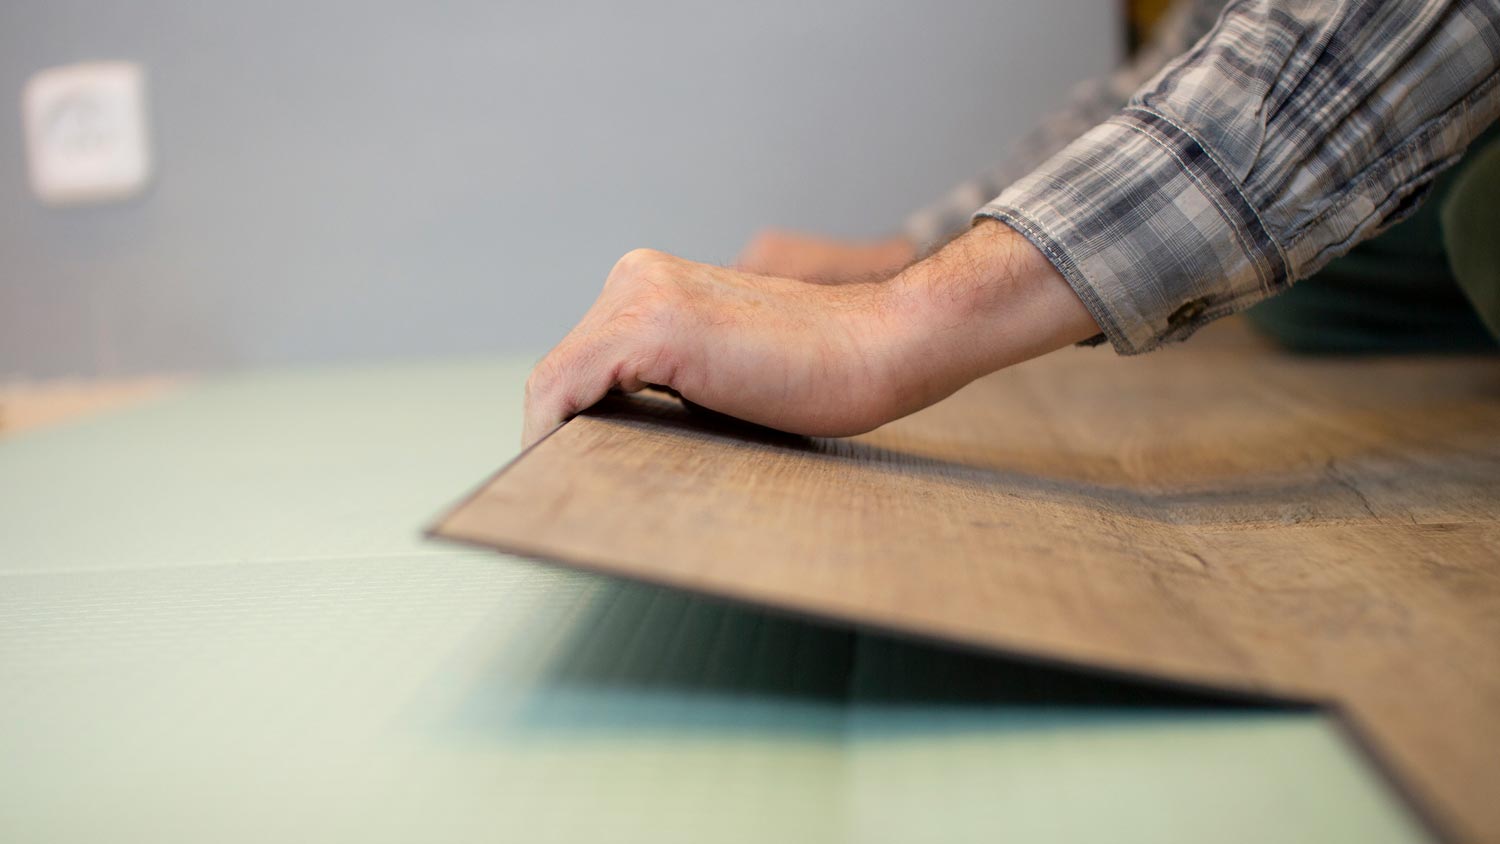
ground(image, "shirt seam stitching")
xmin=1283 ymin=68 xmax=1500 ymax=259
xmin=972 ymin=206 xmax=1139 ymax=355
xmin=1125 ymin=105 xmax=1286 ymax=295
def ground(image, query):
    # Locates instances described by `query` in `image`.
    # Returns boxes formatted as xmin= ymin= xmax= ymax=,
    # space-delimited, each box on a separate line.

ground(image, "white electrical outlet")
xmin=22 ymin=61 xmax=152 ymax=207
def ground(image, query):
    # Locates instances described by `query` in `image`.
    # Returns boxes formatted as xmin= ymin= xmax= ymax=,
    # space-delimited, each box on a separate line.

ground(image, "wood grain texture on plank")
xmin=432 ymin=320 xmax=1500 ymax=843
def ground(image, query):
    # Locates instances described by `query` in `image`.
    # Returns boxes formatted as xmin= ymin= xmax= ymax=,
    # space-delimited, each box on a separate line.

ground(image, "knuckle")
xmin=608 ymin=248 xmax=668 ymax=285
xmin=607 ymin=271 xmax=687 ymax=326
xmin=524 ymin=357 xmax=559 ymax=399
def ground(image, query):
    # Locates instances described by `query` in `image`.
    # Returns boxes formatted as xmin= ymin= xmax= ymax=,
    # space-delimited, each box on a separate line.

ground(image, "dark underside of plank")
xmin=431 ymin=321 xmax=1500 ymax=843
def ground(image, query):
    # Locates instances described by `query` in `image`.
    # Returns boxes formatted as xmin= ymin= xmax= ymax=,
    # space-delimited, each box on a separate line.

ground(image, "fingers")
xmin=524 ymin=341 xmax=680 ymax=447
xmin=522 ymin=251 xmax=685 ymax=447
xmin=522 ymin=348 xmax=613 ymax=448
xmin=736 ymin=230 xmax=916 ymax=285
xmin=523 ymin=242 xmax=922 ymax=448
xmin=733 ymin=228 xmax=788 ymax=275
xmin=523 ymin=327 xmax=641 ymax=447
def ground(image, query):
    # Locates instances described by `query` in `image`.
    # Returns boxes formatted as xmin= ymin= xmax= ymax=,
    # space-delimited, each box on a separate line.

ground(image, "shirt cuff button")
xmin=1168 ymin=298 xmax=1208 ymax=326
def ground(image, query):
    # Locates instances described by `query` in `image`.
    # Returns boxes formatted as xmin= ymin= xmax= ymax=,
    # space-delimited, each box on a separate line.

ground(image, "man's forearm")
xmin=879 ymin=219 xmax=1101 ymax=417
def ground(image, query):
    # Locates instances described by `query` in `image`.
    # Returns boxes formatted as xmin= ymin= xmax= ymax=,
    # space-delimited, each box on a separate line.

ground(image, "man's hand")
xmin=735 ymin=229 xmax=915 ymax=284
xmin=523 ymin=220 xmax=1100 ymax=447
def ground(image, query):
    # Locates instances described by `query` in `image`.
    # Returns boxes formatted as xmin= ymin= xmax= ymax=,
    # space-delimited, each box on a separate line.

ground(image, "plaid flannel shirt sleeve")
xmin=977 ymin=0 xmax=1500 ymax=355
xmin=903 ymin=0 xmax=1230 ymax=256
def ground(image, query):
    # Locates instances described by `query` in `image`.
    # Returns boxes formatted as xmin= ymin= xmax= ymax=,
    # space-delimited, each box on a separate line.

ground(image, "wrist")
xmin=879 ymin=219 xmax=1099 ymax=411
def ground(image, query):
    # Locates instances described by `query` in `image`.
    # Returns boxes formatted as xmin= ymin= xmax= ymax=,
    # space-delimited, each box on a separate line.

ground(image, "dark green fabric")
xmin=1245 ymin=123 xmax=1500 ymax=354
xmin=1442 ymin=131 xmax=1500 ymax=341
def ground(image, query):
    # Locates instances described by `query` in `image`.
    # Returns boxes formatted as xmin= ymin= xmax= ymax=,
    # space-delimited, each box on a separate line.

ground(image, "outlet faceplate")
xmin=23 ymin=61 xmax=152 ymax=207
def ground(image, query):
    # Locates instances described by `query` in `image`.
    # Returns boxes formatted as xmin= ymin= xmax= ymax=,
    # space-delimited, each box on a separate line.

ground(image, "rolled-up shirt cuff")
xmin=973 ymin=107 xmax=1289 ymax=355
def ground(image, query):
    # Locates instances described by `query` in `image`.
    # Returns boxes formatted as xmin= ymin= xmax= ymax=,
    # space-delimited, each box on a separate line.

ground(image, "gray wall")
xmin=0 ymin=1 xmax=1118 ymax=377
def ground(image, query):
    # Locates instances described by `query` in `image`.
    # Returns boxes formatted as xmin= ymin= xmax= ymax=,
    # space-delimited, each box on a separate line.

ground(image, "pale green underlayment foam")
xmin=0 ymin=358 xmax=1430 ymax=843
